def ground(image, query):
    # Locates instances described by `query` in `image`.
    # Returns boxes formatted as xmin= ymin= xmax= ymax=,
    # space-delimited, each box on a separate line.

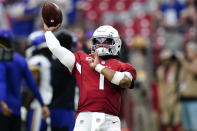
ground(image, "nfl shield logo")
xmin=96 ymin=118 xmax=101 ymax=123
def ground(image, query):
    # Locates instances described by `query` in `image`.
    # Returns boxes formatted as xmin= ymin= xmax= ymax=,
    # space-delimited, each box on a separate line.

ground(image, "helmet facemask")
xmin=91 ymin=37 xmax=121 ymax=56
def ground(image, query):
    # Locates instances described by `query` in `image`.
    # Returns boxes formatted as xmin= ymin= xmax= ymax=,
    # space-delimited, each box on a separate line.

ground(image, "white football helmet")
xmin=26 ymin=30 xmax=47 ymax=58
xmin=91 ymin=25 xmax=122 ymax=56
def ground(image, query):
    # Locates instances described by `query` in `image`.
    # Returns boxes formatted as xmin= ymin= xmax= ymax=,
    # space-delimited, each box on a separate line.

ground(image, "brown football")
xmin=42 ymin=1 xmax=63 ymax=27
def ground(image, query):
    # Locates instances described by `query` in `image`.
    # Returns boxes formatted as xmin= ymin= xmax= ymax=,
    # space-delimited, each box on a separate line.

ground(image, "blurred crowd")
xmin=0 ymin=0 xmax=197 ymax=131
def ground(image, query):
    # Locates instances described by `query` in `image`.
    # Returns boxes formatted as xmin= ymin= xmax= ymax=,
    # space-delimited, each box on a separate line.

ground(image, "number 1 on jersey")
xmin=99 ymin=74 xmax=104 ymax=90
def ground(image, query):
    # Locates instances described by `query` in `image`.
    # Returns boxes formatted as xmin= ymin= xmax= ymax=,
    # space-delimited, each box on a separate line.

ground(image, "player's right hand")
xmin=42 ymin=18 xmax=61 ymax=32
xmin=1 ymin=101 xmax=12 ymax=116
xmin=88 ymin=51 xmax=100 ymax=69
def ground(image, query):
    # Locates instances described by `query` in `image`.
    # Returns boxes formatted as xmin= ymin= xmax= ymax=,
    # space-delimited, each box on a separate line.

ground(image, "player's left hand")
xmin=42 ymin=106 xmax=50 ymax=119
xmin=88 ymin=51 xmax=99 ymax=69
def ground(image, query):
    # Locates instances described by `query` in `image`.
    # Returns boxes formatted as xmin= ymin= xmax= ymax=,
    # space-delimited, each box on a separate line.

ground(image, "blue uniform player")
xmin=26 ymin=30 xmax=53 ymax=131
xmin=0 ymin=29 xmax=50 ymax=131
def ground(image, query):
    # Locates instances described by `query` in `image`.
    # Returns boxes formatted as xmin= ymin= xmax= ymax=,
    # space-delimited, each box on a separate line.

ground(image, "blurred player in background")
xmin=0 ymin=29 xmax=11 ymax=123
xmin=43 ymin=20 xmax=136 ymax=131
xmin=0 ymin=29 xmax=49 ymax=131
xmin=49 ymin=30 xmax=77 ymax=131
xmin=26 ymin=30 xmax=53 ymax=131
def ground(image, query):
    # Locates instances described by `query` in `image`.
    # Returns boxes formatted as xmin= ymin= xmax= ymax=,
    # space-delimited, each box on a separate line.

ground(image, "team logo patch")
xmin=96 ymin=118 xmax=101 ymax=123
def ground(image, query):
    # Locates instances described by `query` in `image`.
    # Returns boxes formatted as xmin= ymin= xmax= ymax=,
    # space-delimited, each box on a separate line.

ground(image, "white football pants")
xmin=73 ymin=112 xmax=121 ymax=131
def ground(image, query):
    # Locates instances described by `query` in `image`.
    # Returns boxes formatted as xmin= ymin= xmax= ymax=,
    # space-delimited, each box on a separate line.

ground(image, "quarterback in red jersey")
xmin=43 ymin=21 xmax=136 ymax=131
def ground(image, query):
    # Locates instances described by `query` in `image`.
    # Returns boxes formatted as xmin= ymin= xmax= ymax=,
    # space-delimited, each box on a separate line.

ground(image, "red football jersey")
xmin=72 ymin=52 xmax=136 ymax=116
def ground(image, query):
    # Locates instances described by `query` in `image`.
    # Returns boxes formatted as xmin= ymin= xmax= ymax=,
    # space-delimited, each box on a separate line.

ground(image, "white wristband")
xmin=111 ymin=71 xmax=125 ymax=85
xmin=95 ymin=64 xmax=105 ymax=73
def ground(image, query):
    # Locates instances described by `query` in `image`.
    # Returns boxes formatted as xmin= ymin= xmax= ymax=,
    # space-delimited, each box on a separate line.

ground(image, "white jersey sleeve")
xmin=45 ymin=31 xmax=75 ymax=72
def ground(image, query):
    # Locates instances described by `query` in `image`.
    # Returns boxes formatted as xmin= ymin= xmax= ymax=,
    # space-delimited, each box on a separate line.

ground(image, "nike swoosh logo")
xmin=112 ymin=121 xmax=118 ymax=124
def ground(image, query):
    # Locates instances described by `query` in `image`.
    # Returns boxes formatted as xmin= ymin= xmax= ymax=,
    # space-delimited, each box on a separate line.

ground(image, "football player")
xmin=42 ymin=21 xmax=136 ymax=131
xmin=26 ymin=31 xmax=53 ymax=131
xmin=0 ymin=29 xmax=50 ymax=131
